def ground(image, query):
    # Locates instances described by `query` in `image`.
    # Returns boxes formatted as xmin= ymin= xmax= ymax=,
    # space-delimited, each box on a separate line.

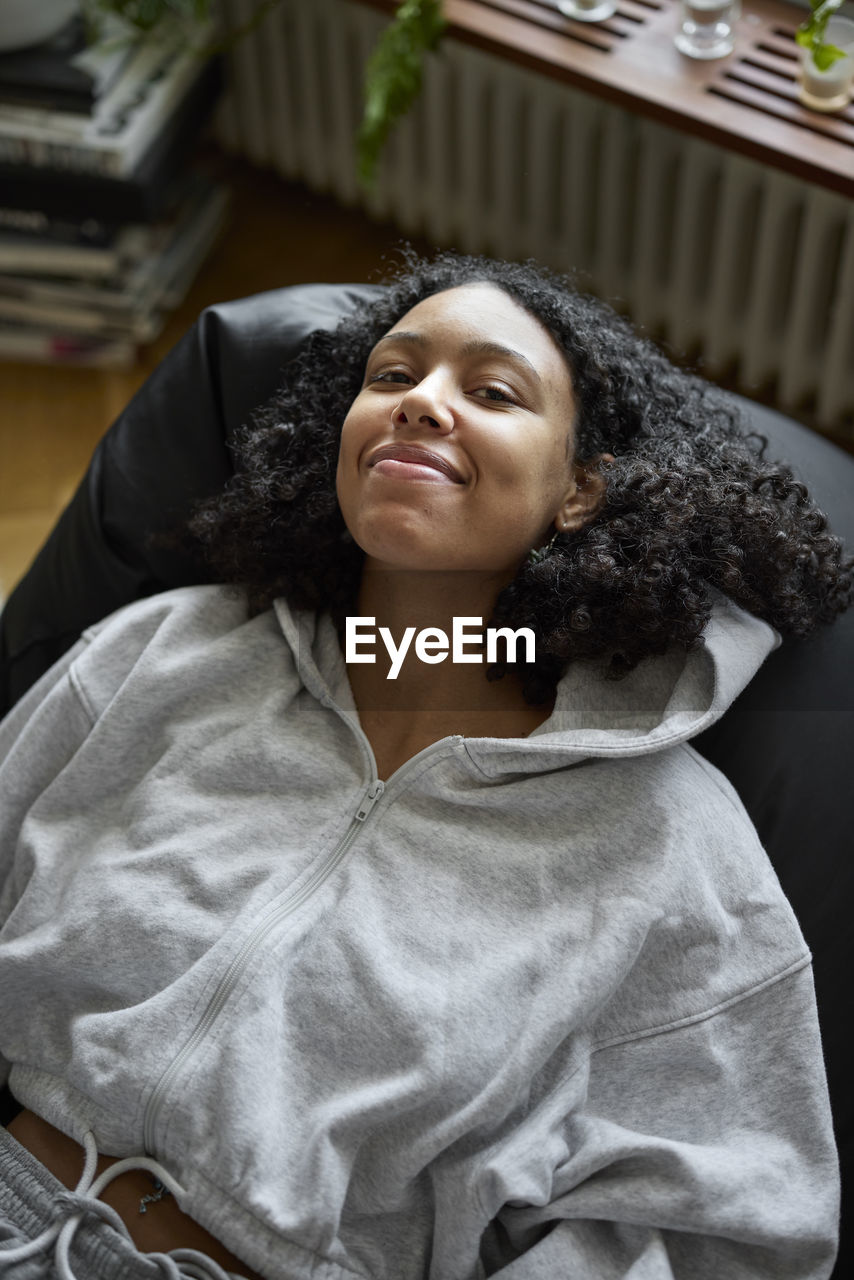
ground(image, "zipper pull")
xmin=355 ymin=780 xmax=384 ymax=821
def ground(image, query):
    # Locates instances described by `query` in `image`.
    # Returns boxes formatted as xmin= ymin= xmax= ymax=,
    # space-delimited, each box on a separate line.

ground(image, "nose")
xmin=393 ymin=372 xmax=454 ymax=434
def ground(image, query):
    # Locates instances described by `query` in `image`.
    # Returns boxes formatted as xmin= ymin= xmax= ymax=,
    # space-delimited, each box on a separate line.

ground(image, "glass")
xmin=799 ymin=17 xmax=854 ymax=113
xmin=674 ymin=0 xmax=739 ymax=61
xmin=557 ymin=0 xmax=618 ymax=23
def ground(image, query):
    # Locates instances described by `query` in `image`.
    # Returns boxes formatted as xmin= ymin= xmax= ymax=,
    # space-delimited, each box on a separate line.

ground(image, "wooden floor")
xmin=0 ymin=152 xmax=431 ymax=603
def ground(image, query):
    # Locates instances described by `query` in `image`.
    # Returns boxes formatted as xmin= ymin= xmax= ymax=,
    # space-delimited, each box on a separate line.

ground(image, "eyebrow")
xmin=370 ymin=331 xmax=543 ymax=385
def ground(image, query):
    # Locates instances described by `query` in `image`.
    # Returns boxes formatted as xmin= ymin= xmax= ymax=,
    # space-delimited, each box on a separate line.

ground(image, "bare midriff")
xmin=6 ymin=1109 xmax=264 ymax=1280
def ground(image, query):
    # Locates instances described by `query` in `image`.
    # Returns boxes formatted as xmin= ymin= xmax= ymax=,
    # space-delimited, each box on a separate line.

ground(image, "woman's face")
xmin=336 ymin=282 xmax=594 ymax=577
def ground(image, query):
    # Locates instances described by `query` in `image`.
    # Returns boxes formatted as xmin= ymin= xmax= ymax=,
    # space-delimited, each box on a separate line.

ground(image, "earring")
xmin=528 ymin=524 xmax=565 ymax=565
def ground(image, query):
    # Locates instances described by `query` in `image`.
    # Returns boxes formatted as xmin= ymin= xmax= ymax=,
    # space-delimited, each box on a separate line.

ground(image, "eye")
xmin=368 ymin=369 xmax=415 ymax=386
xmin=471 ymin=385 xmax=516 ymax=404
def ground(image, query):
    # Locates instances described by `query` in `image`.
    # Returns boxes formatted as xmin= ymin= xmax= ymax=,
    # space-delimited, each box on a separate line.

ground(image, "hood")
xmin=273 ymin=594 xmax=779 ymax=777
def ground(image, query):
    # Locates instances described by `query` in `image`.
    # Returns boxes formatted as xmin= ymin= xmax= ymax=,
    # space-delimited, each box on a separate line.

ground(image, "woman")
xmin=0 ymin=251 xmax=849 ymax=1279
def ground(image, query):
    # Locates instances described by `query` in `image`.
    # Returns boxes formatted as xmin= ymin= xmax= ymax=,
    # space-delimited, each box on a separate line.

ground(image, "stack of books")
xmin=0 ymin=13 xmax=229 ymax=368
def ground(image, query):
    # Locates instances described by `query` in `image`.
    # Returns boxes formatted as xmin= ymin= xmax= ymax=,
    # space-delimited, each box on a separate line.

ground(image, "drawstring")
xmin=0 ymin=1131 xmax=243 ymax=1279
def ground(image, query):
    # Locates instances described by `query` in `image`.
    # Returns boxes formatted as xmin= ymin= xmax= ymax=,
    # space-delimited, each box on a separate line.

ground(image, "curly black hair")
xmin=187 ymin=250 xmax=853 ymax=704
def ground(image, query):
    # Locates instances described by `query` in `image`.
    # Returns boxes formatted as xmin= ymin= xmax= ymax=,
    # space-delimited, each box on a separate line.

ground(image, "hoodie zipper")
xmin=142 ymin=778 xmax=384 ymax=1154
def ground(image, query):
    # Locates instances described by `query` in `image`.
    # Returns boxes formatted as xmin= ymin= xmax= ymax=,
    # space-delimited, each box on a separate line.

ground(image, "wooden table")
xmin=366 ymin=0 xmax=854 ymax=197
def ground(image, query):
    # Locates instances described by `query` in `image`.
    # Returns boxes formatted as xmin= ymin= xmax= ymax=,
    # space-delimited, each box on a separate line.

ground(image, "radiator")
xmin=217 ymin=0 xmax=854 ymax=438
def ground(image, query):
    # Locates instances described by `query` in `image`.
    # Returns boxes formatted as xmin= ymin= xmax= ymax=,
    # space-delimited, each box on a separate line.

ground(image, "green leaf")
xmin=796 ymin=0 xmax=846 ymax=62
xmin=357 ymin=1 xmax=446 ymax=189
xmin=813 ymin=40 xmax=848 ymax=70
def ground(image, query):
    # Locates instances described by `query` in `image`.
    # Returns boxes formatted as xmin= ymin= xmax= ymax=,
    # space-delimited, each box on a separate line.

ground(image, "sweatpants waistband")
xmin=0 ymin=1124 xmax=243 ymax=1280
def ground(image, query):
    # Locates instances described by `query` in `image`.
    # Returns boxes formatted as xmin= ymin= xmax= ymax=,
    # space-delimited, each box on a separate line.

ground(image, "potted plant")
xmin=796 ymin=0 xmax=854 ymax=111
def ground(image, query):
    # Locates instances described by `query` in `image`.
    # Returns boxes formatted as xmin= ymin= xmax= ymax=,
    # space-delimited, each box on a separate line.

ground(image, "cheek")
xmin=488 ymin=456 xmax=572 ymax=539
xmin=335 ymin=406 xmax=380 ymax=538
xmin=486 ymin=439 xmax=567 ymax=504
xmin=334 ymin=463 xmax=360 ymax=547
xmin=334 ymin=443 xmax=346 ymax=505
xmin=532 ymin=426 xmax=574 ymax=493
xmin=336 ymin=410 xmax=361 ymax=489
xmin=335 ymin=456 xmax=357 ymax=526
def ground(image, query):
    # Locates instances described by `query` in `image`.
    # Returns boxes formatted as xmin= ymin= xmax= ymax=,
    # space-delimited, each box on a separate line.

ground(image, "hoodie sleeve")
xmin=0 ymin=638 xmax=95 ymax=887
xmin=0 ymin=640 xmax=95 ymax=1088
xmin=0 ymin=589 xmax=191 ymax=921
xmin=482 ymin=963 xmax=839 ymax=1279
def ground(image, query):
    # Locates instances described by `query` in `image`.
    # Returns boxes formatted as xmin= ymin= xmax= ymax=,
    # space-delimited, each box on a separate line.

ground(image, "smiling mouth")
xmin=368 ymin=445 xmax=464 ymax=483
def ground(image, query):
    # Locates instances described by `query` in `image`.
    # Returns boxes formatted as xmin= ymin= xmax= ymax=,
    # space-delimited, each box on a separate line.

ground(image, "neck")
xmin=348 ymin=566 xmax=509 ymax=707
xmin=342 ymin=565 xmax=553 ymax=779
xmin=343 ymin=565 xmax=550 ymax=737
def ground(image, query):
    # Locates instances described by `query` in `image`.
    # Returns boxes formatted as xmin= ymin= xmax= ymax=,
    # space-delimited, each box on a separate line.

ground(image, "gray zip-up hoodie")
xmin=0 ymin=586 xmax=839 ymax=1279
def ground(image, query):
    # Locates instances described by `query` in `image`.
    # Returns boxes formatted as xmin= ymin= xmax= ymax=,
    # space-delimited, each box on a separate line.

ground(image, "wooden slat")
xmin=466 ymin=0 xmax=622 ymax=49
xmin=359 ymin=0 xmax=854 ymax=195
xmin=727 ymin=58 xmax=854 ymax=132
xmin=740 ymin=49 xmax=804 ymax=82
xmin=723 ymin=60 xmax=805 ymax=104
xmin=484 ymin=0 xmax=646 ymax=39
xmin=708 ymin=78 xmax=854 ymax=145
xmin=754 ymin=31 xmax=801 ymax=62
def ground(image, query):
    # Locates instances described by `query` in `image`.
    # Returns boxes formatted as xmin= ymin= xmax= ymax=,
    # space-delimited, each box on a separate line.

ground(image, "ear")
xmin=555 ymin=454 xmax=612 ymax=533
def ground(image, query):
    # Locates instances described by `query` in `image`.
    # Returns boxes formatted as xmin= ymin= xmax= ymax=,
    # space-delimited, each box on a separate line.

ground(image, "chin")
xmin=347 ymin=515 xmax=435 ymax=564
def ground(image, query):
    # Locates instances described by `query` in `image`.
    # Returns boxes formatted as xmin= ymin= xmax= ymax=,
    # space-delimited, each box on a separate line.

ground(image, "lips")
xmin=367 ymin=444 xmax=465 ymax=483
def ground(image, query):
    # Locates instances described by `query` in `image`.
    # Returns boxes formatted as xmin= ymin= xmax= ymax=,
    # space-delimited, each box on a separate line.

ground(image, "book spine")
xmin=0 ymin=134 xmax=118 ymax=173
xmin=0 ymin=326 xmax=136 ymax=367
xmin=0 ymin=271 xmax=158 ymax=318
xmin=0 ymin=290 xmax=162 ymax=340
xmin=0 ymin=247 xmax=117 ymax=276
xmin=0 ymin=38 xmax=167 ymax=150
xmin=0 ymin=206 xmax=116 ymax=244
xmin=0 ymin=34 xmax=213 ymax=177
xmin=0 ymin=62 xmax=223 ymax=223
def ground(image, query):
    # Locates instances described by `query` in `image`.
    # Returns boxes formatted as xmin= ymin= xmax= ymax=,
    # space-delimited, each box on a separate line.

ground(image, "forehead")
xmin=383 ymin=282 xmax=572 ymax=390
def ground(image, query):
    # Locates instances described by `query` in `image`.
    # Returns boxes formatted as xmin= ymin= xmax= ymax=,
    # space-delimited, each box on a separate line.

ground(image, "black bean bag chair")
xmin=1 ymin=283 xmax=851 ymax=1276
